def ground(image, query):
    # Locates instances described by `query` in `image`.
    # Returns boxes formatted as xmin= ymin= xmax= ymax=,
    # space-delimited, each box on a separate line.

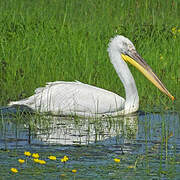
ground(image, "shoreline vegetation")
xmin=0 ymin=0 xmax=179 ymax=111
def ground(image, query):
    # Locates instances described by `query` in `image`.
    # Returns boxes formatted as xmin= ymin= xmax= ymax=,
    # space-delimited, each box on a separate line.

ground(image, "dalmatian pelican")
xmin=9 ymin=35 xmax=174 ymax=117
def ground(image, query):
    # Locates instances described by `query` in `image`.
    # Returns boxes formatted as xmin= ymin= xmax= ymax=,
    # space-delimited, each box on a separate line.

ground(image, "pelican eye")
xmin=128 ymin=44 xmax=134 ymax=51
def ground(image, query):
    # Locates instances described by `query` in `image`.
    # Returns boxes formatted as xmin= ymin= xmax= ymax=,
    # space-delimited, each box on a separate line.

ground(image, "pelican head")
xmin=109 ymin=35 xmax=136 ymax=54
xmin=108 ymin=35 xmax=174 ymax=101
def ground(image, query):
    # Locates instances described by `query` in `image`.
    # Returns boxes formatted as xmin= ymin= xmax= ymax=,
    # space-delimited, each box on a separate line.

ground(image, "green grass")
xmin=0 ymin=0 xmax=179 ymax=111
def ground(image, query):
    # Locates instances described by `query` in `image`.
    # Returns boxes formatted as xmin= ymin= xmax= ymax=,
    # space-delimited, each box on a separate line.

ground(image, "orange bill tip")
xmin=171 ymin=96 xmax=175 ymax=101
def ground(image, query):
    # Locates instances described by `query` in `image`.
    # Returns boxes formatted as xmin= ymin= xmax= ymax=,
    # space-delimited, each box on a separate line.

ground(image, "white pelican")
xmin=9 ymin=35 xmax=174 ymax=117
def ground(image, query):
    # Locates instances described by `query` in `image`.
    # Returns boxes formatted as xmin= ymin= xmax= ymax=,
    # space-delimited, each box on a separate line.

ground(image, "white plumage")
xmin=9 ymin=35 xmax=173 ymax=117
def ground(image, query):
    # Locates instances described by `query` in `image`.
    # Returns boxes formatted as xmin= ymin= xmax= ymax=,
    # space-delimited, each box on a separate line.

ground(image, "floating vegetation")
xmin=24 ymin=151 xmax=31 ymax=157
xmin=114 ymin=158 xmax=120 ymax=163
xmin=32 ymin=153 xmax=40 ymax=159
xmin=72 ymin=169 xmax=77 ymax=173
xmin=48 ymin=155 xmax=56 ymax=161
xmin=61 ymin=156 xmax=69 ymax=163
xmin=10 ymin=168 xmax=18 ymax=173
xmin=18 ymin=159 xmax=25 ymax=164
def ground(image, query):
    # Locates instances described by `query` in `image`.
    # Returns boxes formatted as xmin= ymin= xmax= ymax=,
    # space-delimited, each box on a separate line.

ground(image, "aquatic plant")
xmin=11 ymin=168 xmax=18 ymax=173
xmin=114 ymin=158 xmax=120 ymax=163
xmin=61 ymin=156 xmax=69 ymax=163
xmin=48 ymin=155 xmax=56 ymax=160
xmin=33 ymin=158 xmax=40 ymax=163
xmin=24 ymin=151 xmax=31 ymax=157
xmin=72 ymin=169 xmax=77 ymax=173
xmin=38 ymin=160 xmax=46 ymax=165
xmin=18 ymin=159 xmax=25 ymax=164
xmin=32 ymin=153 xmax=39 ymax=159
xmin=127 ymin=165 xmax=135 ymax=169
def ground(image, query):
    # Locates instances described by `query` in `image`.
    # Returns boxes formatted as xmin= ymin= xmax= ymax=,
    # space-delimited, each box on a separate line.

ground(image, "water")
xmin=0 ymin=112 xmax=179 ymax=151
xmin=0 ymin=111 xmax=180 ymax=179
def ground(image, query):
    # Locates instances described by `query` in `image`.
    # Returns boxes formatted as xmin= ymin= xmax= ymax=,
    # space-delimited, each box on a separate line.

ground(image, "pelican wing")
xmin=9 ymin=81 xmax=125 ymax=116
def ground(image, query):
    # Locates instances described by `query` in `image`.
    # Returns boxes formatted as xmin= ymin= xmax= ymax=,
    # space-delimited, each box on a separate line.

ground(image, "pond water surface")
xmin=0 ymin=111 xmax=180 ymax=179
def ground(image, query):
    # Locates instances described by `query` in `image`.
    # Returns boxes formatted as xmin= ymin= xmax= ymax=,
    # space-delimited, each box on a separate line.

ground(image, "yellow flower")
xmin=18 ymin=159 xmax=25 ymax=164
xmin=48 ymin=155 xmax=56 ymax=160
xmin=128 ymin=165 xmax=135 ymax=169
xmin=39 ymin=160 xmax=46 ymax=165
xmin=11 ymin=168 xmax=18 ymax=173
xmin=114 ymin=158 xmax=120 ymax=163
xmin=72 ymin=169 xmax=77 ymax=173
xmin=33 ymin=158 xmax=46 ymax=164
xmin=61 ymin=156 xmax=69 ymax=163
xmin=24 ymin=151 xmax=31 ymax=157
xmin=64 ymin=156 xmax=69 ymax=161
xmin=32 ymin=153 xmax=39 ymax=159
xmin=61 ymin=158 xmax=65 ymax=163
xmin=33 ymin=158 xmax=40 ymax=163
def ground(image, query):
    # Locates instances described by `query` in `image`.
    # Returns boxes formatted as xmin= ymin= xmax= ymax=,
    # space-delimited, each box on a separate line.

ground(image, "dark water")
xmin=0 ymin=112 xmax=179 ymax=153
xmin=0 ymin=111 xmax=180 ymax=179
